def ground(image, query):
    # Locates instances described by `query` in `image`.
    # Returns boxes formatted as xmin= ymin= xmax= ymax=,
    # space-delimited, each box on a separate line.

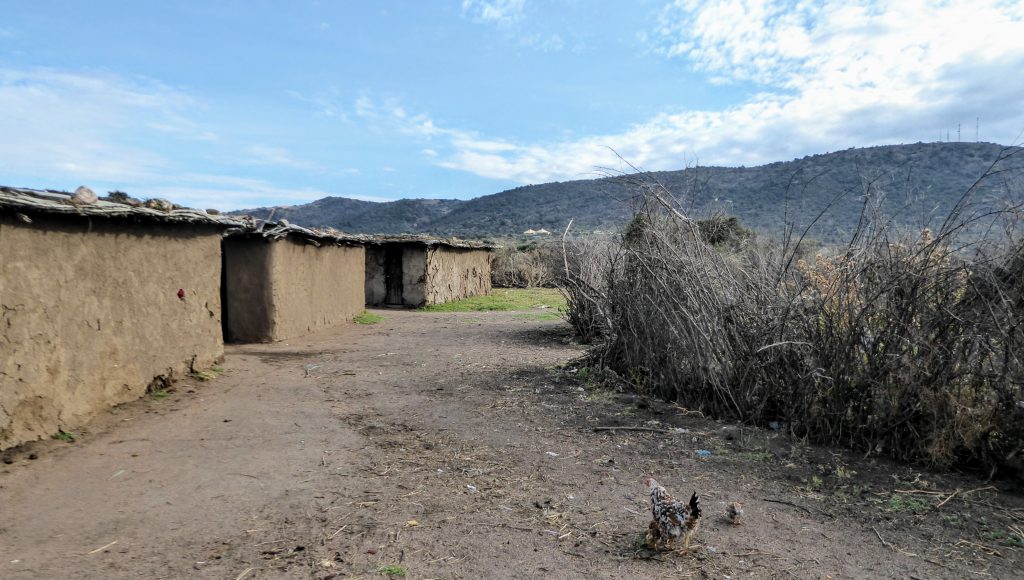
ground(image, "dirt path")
xmin=1 ymin=309 xmax=1022 ymax=579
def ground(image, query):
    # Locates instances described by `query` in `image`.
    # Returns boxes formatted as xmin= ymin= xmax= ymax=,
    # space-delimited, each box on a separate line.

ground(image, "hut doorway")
xmin=383 ymin=245 xmax=404 ymax=305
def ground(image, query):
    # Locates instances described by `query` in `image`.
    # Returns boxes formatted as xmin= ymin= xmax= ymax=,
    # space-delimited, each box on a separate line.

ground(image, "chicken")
xmin=643 ymin=475 xmax=701 ymax=553
xmin=726 ymin=501 xmax=744 ymax=525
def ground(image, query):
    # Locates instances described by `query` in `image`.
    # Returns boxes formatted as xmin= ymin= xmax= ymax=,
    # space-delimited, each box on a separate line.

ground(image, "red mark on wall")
xmin=177 ymin=288 xmax=185 ymax=300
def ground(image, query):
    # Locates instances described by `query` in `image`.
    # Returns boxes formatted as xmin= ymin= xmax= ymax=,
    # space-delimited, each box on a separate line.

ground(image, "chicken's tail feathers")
xmin=689 ymin=492 xmax=701 ymax=519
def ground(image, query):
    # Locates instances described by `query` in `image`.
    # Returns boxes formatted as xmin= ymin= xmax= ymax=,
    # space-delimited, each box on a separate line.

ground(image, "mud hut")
xmin=222 ymin=222 xmax=368 ymax=343
xmin=365 ymin=236 xmax=493 ymax=307
xmin=0 ymin=186 xmax=241 ymax=451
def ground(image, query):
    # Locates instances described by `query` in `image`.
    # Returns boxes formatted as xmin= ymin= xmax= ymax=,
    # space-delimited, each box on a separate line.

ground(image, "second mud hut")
xmin=365 ymin=237 xmax=493 ymax=308
xmin=222 ymin=222 xmax=368 ymax=342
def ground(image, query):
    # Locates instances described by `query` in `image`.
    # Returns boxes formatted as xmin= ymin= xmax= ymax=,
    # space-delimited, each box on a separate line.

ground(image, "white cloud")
xmin=243 ymin=144 xmax=320 ymax=170
xmin=115 ymin=173 xmax=388 ymax=211
xmin=656 ymin=0 xmax=1024 ymax=94
xmin=461 ymin=0 xmax=526 ymax=26
xmin=287 ymin=89 xmax=350 ymax=121
xmin=520 ymin=32 xmax=564 ymax=52
xmin=0 ymin=68 xmax=345 ymax=211
xmin=0 ymin=68 xmax=202 ymax=181
xmin=461 ymin=0 xmax=565 ymax=52
xmin=398 ymin=1 xmax=1024 ymax=183
xmin=143 ymin=181 xmax=341 ymax=211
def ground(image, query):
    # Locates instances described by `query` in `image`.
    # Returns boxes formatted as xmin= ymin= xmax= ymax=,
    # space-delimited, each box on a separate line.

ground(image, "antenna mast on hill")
xmin=958 ymin=124 xmax=961 ymax=142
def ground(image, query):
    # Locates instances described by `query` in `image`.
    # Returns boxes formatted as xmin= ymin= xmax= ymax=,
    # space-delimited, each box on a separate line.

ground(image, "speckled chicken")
xmin=643 ymin=475 xmax=701 ymax=552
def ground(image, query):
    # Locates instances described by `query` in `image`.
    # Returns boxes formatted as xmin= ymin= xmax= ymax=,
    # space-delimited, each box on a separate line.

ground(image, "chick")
xmin=726 ymin=501 xmax=744 ymax=525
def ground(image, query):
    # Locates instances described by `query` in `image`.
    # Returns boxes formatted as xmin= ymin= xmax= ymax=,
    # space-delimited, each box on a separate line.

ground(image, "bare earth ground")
xmin=1 ymin=308 xmax=1022 ymax=579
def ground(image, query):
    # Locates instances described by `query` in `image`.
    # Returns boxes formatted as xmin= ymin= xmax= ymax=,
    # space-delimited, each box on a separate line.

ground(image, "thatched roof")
xmin=234 ymin=220 xmax=373 ymax=247
xmin=0 ymin=186 xmax=245 ymax=228
xmin=2 ymin=185 xmax=496 ymax=250
xmin=368 ymin=234 xmax=495 ymax=250
xmin=232 ymin=220 xmax=495 ymax=250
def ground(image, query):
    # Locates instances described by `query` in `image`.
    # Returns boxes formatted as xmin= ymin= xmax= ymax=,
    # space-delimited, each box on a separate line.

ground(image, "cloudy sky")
xmin=2 ymin=1 xmax=1022 ymax=210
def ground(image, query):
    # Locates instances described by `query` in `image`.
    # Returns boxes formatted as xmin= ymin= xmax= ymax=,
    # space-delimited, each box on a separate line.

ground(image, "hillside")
xmin=233 ymin=196 xmax=463 ymax=235
xmin=233 ymin=142 xmax=1024 ymax=242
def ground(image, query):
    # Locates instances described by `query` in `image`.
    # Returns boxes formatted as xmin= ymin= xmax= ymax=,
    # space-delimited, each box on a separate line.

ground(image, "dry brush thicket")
xmin=491 ymin=243 xmax=562 ymax=288
xmin=561 ymin=150 xmax=1024 ymax=478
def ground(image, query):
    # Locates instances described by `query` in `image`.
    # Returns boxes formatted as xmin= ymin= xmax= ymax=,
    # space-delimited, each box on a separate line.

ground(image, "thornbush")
xmin=491 ymin=243 xmax=562 ymax=288
xmin=562 ymin=149 xmax=1024 ymax=478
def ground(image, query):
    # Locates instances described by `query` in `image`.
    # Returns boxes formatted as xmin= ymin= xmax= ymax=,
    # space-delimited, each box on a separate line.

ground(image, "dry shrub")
xmin=560 ymin=234 xmax=616 ymax=343
xmin=563 ymin=150 xmax=1024 ymax=478
xmin=491 ymin=243 xmax=561 ymax=288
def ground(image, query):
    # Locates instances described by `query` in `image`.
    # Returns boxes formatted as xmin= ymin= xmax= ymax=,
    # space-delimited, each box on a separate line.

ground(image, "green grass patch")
xmin=885 ymin=494 xmax=931 ymax=514
xmin=150 ymin=388 xmax=172 ymax=400
xmin=51 ymin=429 xmax=76 ymax=443
xmin=421 ymin=288 xmax=566 ymax=313
xmin=378 ymin=564 xmax=408 ymax=577
xmin=354 ymin=311 xmax=385 ymax=324
xmin=190 ymin=370 xmax=218 ymax=381
xmin=980 ymin=528 xmax=1024 ymax=547
xmin=736 ymin=450 xmax=774 ymax=462
xmin=800 ymin=475 xmax=824 ymax=493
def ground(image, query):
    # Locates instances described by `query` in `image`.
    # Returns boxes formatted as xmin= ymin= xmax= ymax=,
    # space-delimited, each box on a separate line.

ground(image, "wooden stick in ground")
xmin=872 ymin=526 xmax=894 ymax=551
xmin=936 ymin=489 xmax=960 ymax=508
xmin=592 ymin=426 xmax=673 ymax=434
xmin=561 ymin=217 xmax=574 ymax=279
xmin=86 ymin=540 xmax=118 ymax=555
xmin=760 ymin=498 xmax=813 ymax=515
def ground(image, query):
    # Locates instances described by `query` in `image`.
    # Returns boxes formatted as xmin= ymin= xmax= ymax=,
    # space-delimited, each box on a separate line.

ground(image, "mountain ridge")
xmin=232 ymin=142 xmax=1023 ymax=242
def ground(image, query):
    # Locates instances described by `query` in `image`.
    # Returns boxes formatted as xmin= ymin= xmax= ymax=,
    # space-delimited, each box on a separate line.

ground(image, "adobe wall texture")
xmin=224 ymin=238 xmax=364 ymax=342
xmin=0 ymin=214 xmax=224 ymax=450
xmin=268 ymin=240 xmax=365 ymax=341
xmin=402 ymin=246 xmax=428 ymax=307
xmin=424 ymin=247 xmax=492 ymax=305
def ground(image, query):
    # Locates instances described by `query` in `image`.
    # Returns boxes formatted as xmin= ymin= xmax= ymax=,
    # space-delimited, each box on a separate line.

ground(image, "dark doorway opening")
xmin=383 ymin=245 xmax=404 ymax=305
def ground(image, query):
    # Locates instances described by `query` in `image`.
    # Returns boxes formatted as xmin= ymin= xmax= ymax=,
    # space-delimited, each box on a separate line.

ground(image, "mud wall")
xmin=0 ymin=214 xmax=224 ymax=451
xmin=267 ymin=240 xmax=365 ymax=341
xmin=401 ymin=246 xmax=428 ymax=307
xmin=224 ymin=237 xmax=365 ymax=342
xmin=424 ymin=248 xmax=492 ymax=305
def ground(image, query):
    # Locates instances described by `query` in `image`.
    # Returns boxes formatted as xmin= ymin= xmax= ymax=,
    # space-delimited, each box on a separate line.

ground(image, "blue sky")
xmin=2 ymin=1 xmax=1023 ymax=210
